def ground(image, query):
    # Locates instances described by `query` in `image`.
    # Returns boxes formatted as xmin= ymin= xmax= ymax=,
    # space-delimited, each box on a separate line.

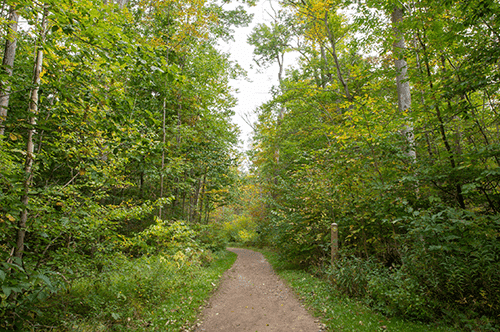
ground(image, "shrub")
xmin=400 ymin=207 xmax=500 ymax=322
xmin=193 ymin=223 xmax=229 ymax=252
xmin=325 ymin=207 xmax=500 ymax=327
xmin=119 ymin=218 xmax=201 ymax=256
xmin=223 ymin=215 xmax=258 ymax=244
xmin=0 ymin=259 xmax=60 ymax=330
xmin=325 ymin=253 xmax=375 ymax=298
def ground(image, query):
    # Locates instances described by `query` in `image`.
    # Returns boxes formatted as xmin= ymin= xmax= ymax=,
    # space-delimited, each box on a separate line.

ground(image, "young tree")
xmin=391 ymin=6 xmax=415 ymax=161
xmin=0 ymin=5 xmax=19 ymax=137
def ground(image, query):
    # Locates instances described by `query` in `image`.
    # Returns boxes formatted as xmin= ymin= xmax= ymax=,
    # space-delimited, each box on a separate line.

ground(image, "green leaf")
xmin=36 ymin=273 xmax=53 ymax=289
xmin=2 ymin=286 xmax=12 ymax=297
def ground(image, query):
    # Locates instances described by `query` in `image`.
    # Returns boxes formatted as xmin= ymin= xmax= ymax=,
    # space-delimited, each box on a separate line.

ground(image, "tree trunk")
xmin=16 ymin=5 xmax=49 ymax=260
xmin=159 ymin=98 xmax=166 ymax=219
xmin=199 ymin=171 xmax=207 ymax=223
xmin=319 ymin=43 xmax=332 ymax=87
xmin=191 ymin=175 xmax=202 ymax=223
xmin=391 ymin=7 xmax=416 ymax=161
xmin=0 ymin=6 xmax=19 ymax=137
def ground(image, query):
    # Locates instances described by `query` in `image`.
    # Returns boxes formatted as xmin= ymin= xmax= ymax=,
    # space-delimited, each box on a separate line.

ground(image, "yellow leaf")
xmin=6 ymin=214 xmax=15 ymax=222
xmin=9 ymin=133 xmax=17 ymax=141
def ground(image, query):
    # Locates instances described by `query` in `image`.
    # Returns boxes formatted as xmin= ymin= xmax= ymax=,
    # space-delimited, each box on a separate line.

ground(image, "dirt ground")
xmin=194 ymin=248 xmax=324 ymax=332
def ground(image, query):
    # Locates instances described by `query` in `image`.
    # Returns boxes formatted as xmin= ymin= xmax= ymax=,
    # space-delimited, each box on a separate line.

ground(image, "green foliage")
xmin=326 ymin=253 xmax=377 ymax=299
xmin=0 ymin=259 xmax=59 ymax=330
xmin=399 ymin=208 xmax=500 ymax=322
xmin=134 ymin=219 xmax=199 ymax=254
xmin=321 ymin=208 xmax=500 ymax=328
xmin=248 ymin=0 xmax=500 ymax=327
xmin=255 ymin=247 xmax=459 ymax=332
xmin=193 ymin=223 xmax=229 ymax=253
xmin=223 ymin=215 xmax=258 ymax=244
xmin=121 ymin=218 xmax=230 ymax=256
xmin=0 ymin=0 xmax=250 ymax=328
xmin=34 ymin=250 xmax=236 ymax=331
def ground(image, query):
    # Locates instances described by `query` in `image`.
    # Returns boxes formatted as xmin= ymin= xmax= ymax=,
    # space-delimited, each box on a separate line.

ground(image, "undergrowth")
xmin=32 ymin=249 xmax=236 ymax=331
xmin=251 ymin=246 xmax=461 ymax=332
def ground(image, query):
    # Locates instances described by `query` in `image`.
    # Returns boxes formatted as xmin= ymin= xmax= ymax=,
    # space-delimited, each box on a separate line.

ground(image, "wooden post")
xmin=331 ymin=223 xmax=338 ymax=264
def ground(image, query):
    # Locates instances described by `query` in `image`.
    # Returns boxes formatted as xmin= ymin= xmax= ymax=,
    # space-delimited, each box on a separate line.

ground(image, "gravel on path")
xmin=194 ymin=248 xmax=324 ymax=332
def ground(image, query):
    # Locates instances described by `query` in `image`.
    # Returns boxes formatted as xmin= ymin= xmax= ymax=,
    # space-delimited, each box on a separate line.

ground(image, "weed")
xmin=252 ymin=247 xmax=460 ymax=332
xmin=33 ymin=250 xmax=236 ymax=331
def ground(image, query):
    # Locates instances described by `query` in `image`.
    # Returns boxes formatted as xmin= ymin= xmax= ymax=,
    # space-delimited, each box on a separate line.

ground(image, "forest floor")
xmin=194 ymin=248 xmax=325 ymax=332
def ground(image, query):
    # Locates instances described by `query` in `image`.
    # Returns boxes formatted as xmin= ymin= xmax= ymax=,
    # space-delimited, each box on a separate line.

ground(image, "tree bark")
xmin=199 ymin=171 xmax=206 ymax=223
xmin=15 ymin=5 xmax=49 ymax=260
xmin=319 ymin=43 xmax=332 ymax=87
xmin=159 ymin=98 xmax=166 ymax=219
xmin=391 ymin=7 xmax=416 ymax=162
xmin=191 ymin=177 xmax=202 ymax=223
xmin=0 ymin=6 xmax=19 ymax=137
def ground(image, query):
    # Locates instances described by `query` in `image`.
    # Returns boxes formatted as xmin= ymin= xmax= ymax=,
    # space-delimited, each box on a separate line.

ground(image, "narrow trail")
xmin=194 ymin=248 xmax=324 ymax=332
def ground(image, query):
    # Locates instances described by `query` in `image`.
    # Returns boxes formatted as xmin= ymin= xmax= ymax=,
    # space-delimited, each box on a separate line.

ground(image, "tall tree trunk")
xmin=181 ymin=190 xmax=186 ymax=219
xmin=0 ymin=6 xmax=19 ymax=137
xmin=391 ymin=7 xmax=416 ymax=161
xmin=159 ymin=98 xmax=166 ymax=219
xmin=139 ymin=170 xmax=144 ymax=198
xmin=191 ymin=176 xmax=202 ymax=223
xmin=16 ymin=5 xmax=49 ymax=260
xmin=319 ymin=43 xmax=332 ymax=87
xmin=198 ymin=170 xmax=206 ymax=223
xmin=273 ymin=52 xmax=285 ymax=188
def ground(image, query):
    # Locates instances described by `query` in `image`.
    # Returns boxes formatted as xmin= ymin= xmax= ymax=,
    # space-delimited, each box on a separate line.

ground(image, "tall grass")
xmin=33 ymin=250 xmax=236 ymax=331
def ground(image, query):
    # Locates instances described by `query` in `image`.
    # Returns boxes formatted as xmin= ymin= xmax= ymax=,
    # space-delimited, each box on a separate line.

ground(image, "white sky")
xmin=219 ymin=0 xmax=284 ymax=152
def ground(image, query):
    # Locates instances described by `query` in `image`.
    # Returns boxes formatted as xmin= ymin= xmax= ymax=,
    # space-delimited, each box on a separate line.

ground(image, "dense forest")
xmin=0 ymin=0 xmax=499 ymax=330
xmin=246 ymin=0 xmax=500 ymax=329
xmin=0 ymin=0 xmax=251 ymax=329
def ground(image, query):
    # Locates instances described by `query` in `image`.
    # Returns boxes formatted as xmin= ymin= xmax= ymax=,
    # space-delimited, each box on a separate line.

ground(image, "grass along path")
xmin=35 ymin=250 xmax=237 ymax=331
xmin=250 ymin=247 xmax=459 ymax=332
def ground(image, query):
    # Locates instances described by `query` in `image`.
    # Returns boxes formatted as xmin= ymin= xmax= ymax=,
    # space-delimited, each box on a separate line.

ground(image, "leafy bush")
xmin=34 ymin=250 xmax=237 ymax=331
xmin=223 ymin=215 xmax=258 ymax=244
xmin=324 ymin=207 xmax=500 ymax=328
xmin=120 ymin=219 xmax=199 ymax=256
xmin=193 ymin=223 xmax=229 ymax=252
xmin=0 ymin=259 xmax=60 ymax=330
xmin=325 ymin=253 xmax=377 ymax=298
xmin=140 ymin=219 xmax=198 ymax=252
xmin=400 ymin=207 xmax=500 ymax=322
xmin=364 ymin=264 xmax=437 ymax=321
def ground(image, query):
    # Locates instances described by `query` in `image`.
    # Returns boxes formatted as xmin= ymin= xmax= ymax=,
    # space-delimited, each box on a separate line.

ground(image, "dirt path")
xmin=194 ymin=248 xmax=323 ymax=332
